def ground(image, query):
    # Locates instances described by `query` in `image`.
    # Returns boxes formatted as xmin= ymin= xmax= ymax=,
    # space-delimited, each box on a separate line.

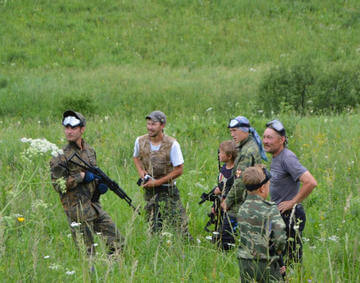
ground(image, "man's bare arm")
xmin=133 ymin=157 xmax=146 ymax=178
xmin=143 ymin=164 xmax=184 ymax=188
xmin=278 ymin=171 xmax=317 ymax=213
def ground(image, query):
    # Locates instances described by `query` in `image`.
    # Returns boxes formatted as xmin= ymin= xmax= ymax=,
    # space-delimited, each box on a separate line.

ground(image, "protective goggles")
xmin=266 ymin=119 xmax=285 ymax=135
xmin=245 ymin=168 xmax=272 ymax=191
xmin=228 ymin=118 xmax=250 ymax=129
xmin=62 ymin=116 xmax=82 ymax=127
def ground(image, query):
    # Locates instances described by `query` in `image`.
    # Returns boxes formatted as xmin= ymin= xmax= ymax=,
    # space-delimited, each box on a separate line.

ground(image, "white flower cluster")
xmin=20 ymin=137 xmax=63 ymax=159
xmin=55 ymin=177 xmax=67 ymax=194
xmin=31 ymin=199 xmax=49 ymax=210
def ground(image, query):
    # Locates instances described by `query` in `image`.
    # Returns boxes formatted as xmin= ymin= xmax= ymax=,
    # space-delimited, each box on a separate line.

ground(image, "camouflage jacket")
xmin=49 ymin=140 xmax=102 ymax=222
xmin=237 ymin=194 xmax=286 ymax=261
xmin=225 ymin=135 xmax=261 ymax=216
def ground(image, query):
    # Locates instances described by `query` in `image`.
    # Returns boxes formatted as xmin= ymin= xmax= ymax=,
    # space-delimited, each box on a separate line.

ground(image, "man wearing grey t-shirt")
xmin=263 ymin=120 xmax=317 ymax=264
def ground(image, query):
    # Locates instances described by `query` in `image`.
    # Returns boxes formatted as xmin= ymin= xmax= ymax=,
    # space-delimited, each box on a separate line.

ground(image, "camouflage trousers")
xmin=238 ymin=258 xmax=282 ymax=282
xmin=144 ymin=185 xmax=190 ymax=237
xmin=68 ymin=209 xmax=124 ymax=255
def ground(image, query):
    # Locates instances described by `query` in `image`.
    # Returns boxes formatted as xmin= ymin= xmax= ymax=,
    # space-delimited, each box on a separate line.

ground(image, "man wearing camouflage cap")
xmin=50 ymin=110 xmax=124 ymax=255
xmin=133 ymin=111 xmax=191 ymax=238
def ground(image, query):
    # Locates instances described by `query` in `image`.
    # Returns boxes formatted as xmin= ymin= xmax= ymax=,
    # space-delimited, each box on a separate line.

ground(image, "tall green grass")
xmin=1 ymin=0 xmax=360 ymax=281
xmin=0 ymin=113 xmax=359 ymax=281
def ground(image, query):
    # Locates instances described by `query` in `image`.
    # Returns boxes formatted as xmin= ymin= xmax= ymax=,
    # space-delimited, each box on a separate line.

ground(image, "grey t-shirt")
xmin=270 ymin=148 xmax=307 ymax=205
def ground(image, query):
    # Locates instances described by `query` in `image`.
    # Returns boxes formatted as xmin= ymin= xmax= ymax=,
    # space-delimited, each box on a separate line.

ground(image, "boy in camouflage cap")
xmin=237 ymin=165 xmax=286 ymax=282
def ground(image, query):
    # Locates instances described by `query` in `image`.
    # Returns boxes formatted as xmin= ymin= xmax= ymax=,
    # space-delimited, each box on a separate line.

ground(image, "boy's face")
xmin=218 ymin=149 xmax=231 ymax=163
xmin=263 ymin=181 xmax=270 ymax=198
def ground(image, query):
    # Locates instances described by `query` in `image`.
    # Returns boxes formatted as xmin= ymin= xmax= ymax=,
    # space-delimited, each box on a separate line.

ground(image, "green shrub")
xmin=258 ymin=61 xmax=315 ymax=115
xmin=60 ymin=95 xmax=96 ymax=115
xmin=258 ymin=61 xmax=360 ymax=115
xmin=310 ymin=66 xmax=360 ymax=113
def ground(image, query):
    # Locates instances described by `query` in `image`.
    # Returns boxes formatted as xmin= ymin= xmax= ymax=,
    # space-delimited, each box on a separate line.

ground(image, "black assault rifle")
xmin=66 ymin=152 xmax=138 ymax=212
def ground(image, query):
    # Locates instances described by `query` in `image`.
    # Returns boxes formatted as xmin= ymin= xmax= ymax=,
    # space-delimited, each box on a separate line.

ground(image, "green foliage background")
xmin=0 ymin=0 xmax=360 ymax=281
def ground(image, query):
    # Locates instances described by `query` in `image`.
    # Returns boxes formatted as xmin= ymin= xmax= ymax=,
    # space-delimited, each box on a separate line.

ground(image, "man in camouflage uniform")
xmin=50 ymin=110 xmax=124 ymax=255
xmin=133 ymin=111 xmax=190 ymax=237
xmin=220 ymin=116 xmax=264 ymax=250
xmin=237 ymin=165 xmax=286 ymax=282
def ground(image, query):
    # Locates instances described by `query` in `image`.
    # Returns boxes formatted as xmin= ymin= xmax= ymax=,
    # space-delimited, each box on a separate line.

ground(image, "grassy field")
xmin=1 ymin=0 xmax=360 ymax=282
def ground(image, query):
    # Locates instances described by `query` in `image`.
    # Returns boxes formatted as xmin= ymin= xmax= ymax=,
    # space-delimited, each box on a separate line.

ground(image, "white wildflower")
xmin=93 ymin=243 xmax=98 ymax=247
xmin=196 ymin=238 xmax=201 ymax=244
xmin=32 ymin=199 xmax=49 ymax=210
xmin=96 ymin=232 xmax=102 ymax=235
xmin=249 ymin=68 xmax=256 ymax=72
xmin=70 ymin=222 xmax=81 ymax=228
xmin=212 ymin=231 xmax=220 ymax=236
xmin=21 ymin=137 xmax=63 ymax=158
xmin=65 ymin=270 xmax=75 ymax=275
xmin=55 ymin=177 xmax=66 ymax=194
xmin=104 ymin=116 xmax=109 ymax=121
xmin=44 ymin=255 xmax=50 ymax=259
xmin=161 ymin=232 xmax=173 ymax=238
xmin=49 ymin=263 xmax=60 ymax=270
xmin=328 ymin=235 xmax=339 ymax=242
xmin=205 ymin=236 xmax=212 ymax=241
xmin=206 ymin=107 xmax=213 ymax=112
xmin=302 ymin=237 xmax=310 ymax=242
xmin=67 ymin=233 xmax=72 ymax=238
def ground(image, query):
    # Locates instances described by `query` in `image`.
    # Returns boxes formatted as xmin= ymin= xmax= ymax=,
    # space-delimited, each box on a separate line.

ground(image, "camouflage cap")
xmin=146 ymin=110 xmax=166 ymax=124
xmin=62 ymin=110 xmax=86 ymax=127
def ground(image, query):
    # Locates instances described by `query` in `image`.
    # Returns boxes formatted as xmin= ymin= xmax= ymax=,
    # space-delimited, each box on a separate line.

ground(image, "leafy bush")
xmin=310 ymin=66 xmax=360 ymax=113
xmin=258 ymin=61 xmax=315 ymax=115
xmin=60 ymin=95 xmax=96 ymax=115
xmin=258 ymin=61 xmax=360 ymax=115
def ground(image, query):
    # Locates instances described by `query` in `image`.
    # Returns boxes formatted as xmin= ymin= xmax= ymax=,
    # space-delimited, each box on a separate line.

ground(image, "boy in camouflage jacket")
xmin=237 ymin=165 xmax=286 ymax=282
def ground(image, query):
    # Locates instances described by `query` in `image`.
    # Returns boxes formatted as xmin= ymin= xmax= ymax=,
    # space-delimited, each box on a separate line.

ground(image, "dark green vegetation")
xmin=1 ymin=0 xmax=360 ymax=118
xmin=1 ymin=0 xmax=360 ymax=281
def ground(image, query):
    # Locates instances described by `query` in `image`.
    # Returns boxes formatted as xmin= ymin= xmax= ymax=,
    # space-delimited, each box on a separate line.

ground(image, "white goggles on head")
xmin=63 ymin=116 xmax=81 ymax=127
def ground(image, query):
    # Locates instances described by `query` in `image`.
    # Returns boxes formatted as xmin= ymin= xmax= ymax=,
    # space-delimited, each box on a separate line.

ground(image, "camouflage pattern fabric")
xmin=237 ymin=194 xmax=286 ymax=281
xmin=144 ymin=185 xmax=190 ymax=237
xmin=225 ymin=135 xmax=262 ymax=217
xmin=50 ymin=140 xmax=124 ymax=253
